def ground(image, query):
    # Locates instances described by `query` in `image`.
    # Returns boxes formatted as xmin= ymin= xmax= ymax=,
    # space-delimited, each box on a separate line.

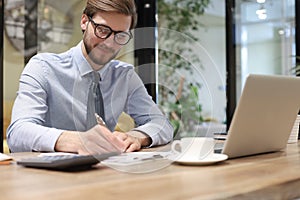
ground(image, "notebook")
xmin=217 ymin=74 xmax=300 ymax=159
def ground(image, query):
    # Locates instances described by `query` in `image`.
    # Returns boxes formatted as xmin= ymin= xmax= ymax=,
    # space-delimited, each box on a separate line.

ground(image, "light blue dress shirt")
xmin=7 ymin=41 xmax=173 ymax=152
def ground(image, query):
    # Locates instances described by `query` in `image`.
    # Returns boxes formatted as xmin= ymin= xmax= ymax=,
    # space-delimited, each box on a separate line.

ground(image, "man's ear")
xmin=81 ymin=23 xmax=87 ymax=30
xmin=80 ymin=15 xmax=89 ymax=30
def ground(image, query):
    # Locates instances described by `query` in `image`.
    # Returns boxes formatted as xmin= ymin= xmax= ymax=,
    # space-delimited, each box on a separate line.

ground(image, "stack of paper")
xmin=0 ymin=153 xmax=13 ymax=165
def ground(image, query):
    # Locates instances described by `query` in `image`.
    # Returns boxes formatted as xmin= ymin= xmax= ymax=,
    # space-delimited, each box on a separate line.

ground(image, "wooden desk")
xmin=1 ymin=143 xmax=300 ymax=200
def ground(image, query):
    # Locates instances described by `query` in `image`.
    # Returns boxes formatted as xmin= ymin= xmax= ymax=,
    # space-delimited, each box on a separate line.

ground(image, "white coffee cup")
xmin=171 ymin=137 xmax=215 ymax=160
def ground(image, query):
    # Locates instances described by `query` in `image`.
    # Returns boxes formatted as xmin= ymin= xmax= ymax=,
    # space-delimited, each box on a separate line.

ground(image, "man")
xmin=7 ymin=0 xmax=173 ymax=154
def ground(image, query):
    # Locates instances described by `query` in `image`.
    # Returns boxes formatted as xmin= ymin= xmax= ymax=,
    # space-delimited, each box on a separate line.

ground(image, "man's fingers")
xmin=125 ymin=143 xmax=140 ymax=152
xmin=98 ymin=126 xmax=127 ymax=152
xmin=78 ymin=134 xmax=116 ymax=154
xmin=78 ymin=125 xmax=127 ymax=154
xmin=118 ymin=134 xmax=142 ymax=152
xmin=113 ymin=131 xmax=128 ymax=141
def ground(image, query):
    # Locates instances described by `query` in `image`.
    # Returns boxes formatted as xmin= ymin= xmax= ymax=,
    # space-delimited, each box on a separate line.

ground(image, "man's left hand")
xmin=113 ymin=131 xmax=151 ymax=152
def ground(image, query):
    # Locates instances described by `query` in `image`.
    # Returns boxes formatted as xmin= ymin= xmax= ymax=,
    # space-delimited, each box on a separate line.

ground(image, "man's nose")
xmin=103 ymin=33 xmax=116 ymax=46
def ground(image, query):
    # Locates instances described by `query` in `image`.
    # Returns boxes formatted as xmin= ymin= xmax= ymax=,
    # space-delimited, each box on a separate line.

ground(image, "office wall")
xmin=3 ymin=35 xmax=23 ymax=102
xmin=3 ymin=31 xmax=24 ymax=137
xmin=247 ymin=41 xmax=281 ymax=74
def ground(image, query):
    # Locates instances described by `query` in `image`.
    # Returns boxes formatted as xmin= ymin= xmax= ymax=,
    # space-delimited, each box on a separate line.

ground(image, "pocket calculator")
xmin=17 ymin=152 xmax=119 ymax=171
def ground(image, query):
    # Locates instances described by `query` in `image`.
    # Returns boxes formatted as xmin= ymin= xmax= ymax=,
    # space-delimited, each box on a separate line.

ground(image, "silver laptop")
xmin=219 ymin=74 xmax=300 ymax=159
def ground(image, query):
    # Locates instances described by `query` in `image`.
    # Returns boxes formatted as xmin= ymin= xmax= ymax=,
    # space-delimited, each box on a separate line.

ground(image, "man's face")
xmin=81 ymin=12 xmax=132 ymax=68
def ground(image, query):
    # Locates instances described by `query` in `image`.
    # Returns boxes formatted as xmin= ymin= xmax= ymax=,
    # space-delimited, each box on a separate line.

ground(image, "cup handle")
xmin=171 ymin=140 xmax=181 ymax=154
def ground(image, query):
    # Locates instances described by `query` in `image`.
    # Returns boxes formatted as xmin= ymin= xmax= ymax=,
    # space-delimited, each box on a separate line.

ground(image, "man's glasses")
xmin=88 ymin=17 xmax=132 ymax=45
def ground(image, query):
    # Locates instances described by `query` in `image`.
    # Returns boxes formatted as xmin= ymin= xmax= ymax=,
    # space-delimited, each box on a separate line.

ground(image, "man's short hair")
xmin=83 ymin=0 xmax=137 ymax=29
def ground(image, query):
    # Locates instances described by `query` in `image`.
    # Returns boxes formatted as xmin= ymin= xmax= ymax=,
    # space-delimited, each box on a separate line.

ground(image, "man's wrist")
xmin=54 ymin=131 xmax=82 ymax=153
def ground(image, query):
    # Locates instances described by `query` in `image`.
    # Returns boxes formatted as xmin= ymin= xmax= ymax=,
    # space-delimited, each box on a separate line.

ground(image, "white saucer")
xmin=171 ymin=153 xmax=228 ymax=166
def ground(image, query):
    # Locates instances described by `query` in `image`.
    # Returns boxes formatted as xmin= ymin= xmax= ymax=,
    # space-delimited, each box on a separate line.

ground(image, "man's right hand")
xmin=55 ymin=125 xmax=126 ymax=155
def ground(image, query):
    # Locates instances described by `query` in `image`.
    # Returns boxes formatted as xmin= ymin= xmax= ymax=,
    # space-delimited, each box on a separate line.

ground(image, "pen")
xmin=95 ymin=113 xmax=126 ymax=153
xmin=94 ymin=113 xmax=107 ymax=127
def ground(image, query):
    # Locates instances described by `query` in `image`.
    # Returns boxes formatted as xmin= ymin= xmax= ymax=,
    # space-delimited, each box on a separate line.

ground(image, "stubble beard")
xmin=83 ymin=38 xmax=120 ymax=66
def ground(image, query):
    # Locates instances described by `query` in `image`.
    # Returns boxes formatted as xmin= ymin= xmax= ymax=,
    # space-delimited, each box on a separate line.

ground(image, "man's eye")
xmin=97 ymin=27 xmax=111 ymax=35
xmin=116 ymin=33 xmax=127 ymax=39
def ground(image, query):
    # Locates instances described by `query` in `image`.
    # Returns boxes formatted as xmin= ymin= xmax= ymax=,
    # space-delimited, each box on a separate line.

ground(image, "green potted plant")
xmin=157 ymin=0 xmax=211 ymax=138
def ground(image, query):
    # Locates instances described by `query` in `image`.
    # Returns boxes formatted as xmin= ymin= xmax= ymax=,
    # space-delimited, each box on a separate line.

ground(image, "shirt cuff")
xmin=32 ymin=128 xmax=64 ymax=152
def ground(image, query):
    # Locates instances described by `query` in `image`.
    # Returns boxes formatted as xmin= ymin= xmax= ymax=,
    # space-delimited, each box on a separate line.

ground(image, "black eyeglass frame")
xmin=88 ymin=16 xmax=132 ymax=45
